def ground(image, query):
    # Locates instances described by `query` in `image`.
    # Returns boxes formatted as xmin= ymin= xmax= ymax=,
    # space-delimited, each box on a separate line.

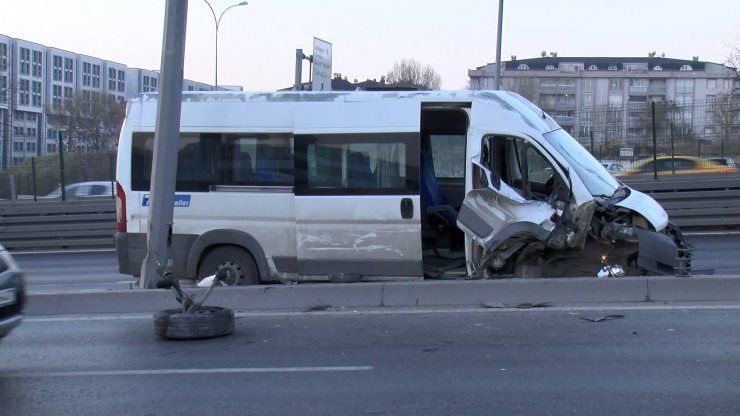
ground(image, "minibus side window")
xmin=295 ymin=133 xmax=419 ymax=196
xmin=482 ymin=135 xmax=556 ymax=201
xmin=131 ymin=132 xmax=293 ymax=191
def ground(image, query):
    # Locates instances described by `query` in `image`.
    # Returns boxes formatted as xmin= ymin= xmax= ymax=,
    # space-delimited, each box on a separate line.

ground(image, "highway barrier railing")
xmin=0 ymin=175 xmax=738 ymax=251
xmin=0 ymin=200 xmax=115 ymax=250
xmin=622 ymin=175 xmax=740 ymax=229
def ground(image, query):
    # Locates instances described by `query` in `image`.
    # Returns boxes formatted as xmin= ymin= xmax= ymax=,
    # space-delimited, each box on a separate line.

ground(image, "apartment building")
xmin=0 ymin=34 xmax=222 ymax=169
xmin=468 ymin=55 xmax=739 ymax=146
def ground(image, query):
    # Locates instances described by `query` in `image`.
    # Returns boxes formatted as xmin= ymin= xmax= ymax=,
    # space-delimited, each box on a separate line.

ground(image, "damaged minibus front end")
xmin=457 ymin=93 xmax=691 ymax=278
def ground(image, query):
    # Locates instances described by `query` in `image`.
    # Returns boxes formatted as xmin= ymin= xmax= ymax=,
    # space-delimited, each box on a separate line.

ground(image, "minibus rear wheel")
xmin=198 ymin=246 xmax=260 ymax=286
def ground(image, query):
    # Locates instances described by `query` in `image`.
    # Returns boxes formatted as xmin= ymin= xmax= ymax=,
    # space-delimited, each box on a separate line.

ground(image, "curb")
xmin=24 ymin=274 xmax=740 ymax=316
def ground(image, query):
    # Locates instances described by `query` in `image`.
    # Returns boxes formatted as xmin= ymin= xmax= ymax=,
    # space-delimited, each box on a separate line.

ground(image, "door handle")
xmin=400 ymin=198 xmax=413 ymax=219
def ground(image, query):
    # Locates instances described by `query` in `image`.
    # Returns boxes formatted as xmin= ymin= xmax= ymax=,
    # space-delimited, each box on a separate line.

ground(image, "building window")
xmin=653 ymin=65 xmax=663 ymax=71
xmin=706 ymin=79 xmax=717 ymax=89
xmin=517 ymin=64 xmax=529 ymax=70
xmin=48 ymin=143 xmax=57 ymax=153
xmin=143 ymin=75 xmax=150 ymax=92
xmin=64 ymin=86 xmax=74 ymax=101
xmin=117 ymin=70 xmax=125 ymax=92
xmin=723 ymin=79 xmax=731 ymax=89
xmin=31 ymin=81 xmax=42 ymax=107
xmin=676 ymin=79 xmax=694 ymax=94
xmin=18 ymin=79 xmax=30 ymax=105
xmin=32 ymin=50 xmax=42 ymax=77
xmin=82 ymin=62 xmax=92 ymax=86
xmin=680 ymin=65 xmax=692 ymax=71
xmin=588 ymin=65 xmax=598 ymax=71
xmin=151 ymin=77 xmax=158 ymax=91
xmin=92 ymin=64 xmax=101 ymax=88
xmin=108 ymin=68 xmax=116 ymax=91
xmin=607 ymin=65 xmax=618 ymax=71
xmin=26 ymin=113 xmax=36 ymax=121
xmin=0 ymin=75 xmax=7 ymax=103
xmin=53 ymin=56 xmax=63 ymax=81
xmin=545 ymin=65 xmax=555 ymax=71
xmin=52 ymin=85 xmax=62 ymax=108
xmin=20 ymin=48 xmax=31 ymax=75
xmin=609 ymin=79 xmax=621 ymax=92
xmin=64 ymin=58 xmax=74 ymax=83
xmin=0 ymin=43 xmax=7 ymax=71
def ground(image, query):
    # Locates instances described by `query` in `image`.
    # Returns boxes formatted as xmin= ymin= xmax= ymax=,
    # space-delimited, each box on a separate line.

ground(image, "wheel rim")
xmin=215 ymin=260 xmax=244 ymax=285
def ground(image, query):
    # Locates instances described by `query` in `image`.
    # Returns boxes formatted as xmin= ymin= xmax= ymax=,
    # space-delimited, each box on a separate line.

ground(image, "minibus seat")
xmin=255 ymin=152 xmax=277 ymax=181
xmin=177 ymin=151 xmax=211 ymax=181
xmin=237 ymin=153 xmax=255 ymax=182
xmin=348 ymin=151 xmax=376 ymax=188
xmin=420 ymin=152 xmax=457 ymax=226
xmin=420 ymin=151 xmax=463 ymax=255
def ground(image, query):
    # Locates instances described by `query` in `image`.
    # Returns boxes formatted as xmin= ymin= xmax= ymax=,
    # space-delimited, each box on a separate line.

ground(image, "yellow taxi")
xmin=616 ymin=156 xmax=737 ymax=177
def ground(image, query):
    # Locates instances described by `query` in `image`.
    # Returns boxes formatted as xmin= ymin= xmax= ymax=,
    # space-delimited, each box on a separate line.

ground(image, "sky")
xmin=1 ymin=0 xmax=739 ymax=91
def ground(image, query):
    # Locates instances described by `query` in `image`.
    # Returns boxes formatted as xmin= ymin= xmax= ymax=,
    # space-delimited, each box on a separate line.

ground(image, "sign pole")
xmin=140 ymin=0 xmax=188 ymax=288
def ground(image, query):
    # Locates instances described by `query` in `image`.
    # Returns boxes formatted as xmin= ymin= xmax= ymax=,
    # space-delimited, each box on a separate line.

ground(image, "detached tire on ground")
xmin=153 ymin=306 xmax=235 ymax=340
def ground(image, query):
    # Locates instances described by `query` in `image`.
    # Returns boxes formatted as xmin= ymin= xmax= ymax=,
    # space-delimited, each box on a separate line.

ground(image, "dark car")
xmin=0 ymin=243 xmax=25 ymax=341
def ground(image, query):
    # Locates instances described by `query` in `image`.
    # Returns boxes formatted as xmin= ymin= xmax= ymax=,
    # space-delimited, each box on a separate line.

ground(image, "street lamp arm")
xmin=203 ymin=0 xmax=218 ymax=28
xmin=217 ymin=2 xmax=248 ymax=28
xmin=202 ymin=0 xmax=248 ymax=89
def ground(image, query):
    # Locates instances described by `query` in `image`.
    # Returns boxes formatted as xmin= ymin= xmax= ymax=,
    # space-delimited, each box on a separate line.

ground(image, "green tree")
xmin=386 ymin=59 xmax=442 ymax=90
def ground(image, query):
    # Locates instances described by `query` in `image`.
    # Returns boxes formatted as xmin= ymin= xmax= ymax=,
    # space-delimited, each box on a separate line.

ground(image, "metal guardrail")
xmin=0 ymin=199 xmax=116 ymax=250
xmin=0 ymin=176 xmax=738 ymax=251
xmin=623 ymin=175 xmax=740 ymax=229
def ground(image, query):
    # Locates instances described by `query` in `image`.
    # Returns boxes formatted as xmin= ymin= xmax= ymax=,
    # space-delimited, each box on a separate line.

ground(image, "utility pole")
xmin=494 ymin=0 xmax=504 ymax=90
xmin=140 ymin=0 xmax=188 ymax=289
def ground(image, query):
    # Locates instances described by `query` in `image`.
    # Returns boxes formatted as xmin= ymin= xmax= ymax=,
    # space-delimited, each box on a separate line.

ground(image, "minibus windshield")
xmin=543 ymin=129 xmax=620 ymax=198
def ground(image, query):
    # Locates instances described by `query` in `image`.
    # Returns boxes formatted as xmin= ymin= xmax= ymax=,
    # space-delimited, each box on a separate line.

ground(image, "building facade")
xmin=0 ymin=34 xmax=222 ymax=169
xmin=468 ymin=55 xmax=739 ymax=152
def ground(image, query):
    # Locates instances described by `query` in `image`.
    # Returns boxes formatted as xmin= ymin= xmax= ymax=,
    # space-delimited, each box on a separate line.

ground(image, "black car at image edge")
xmin=0 ymin=244 xmax=25 ymax=341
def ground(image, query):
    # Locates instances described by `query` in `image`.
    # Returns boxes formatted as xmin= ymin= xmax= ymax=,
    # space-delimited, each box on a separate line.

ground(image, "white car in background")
xmin=43 ymin=181 xmax=114 ymax=200
xmin=601 ymin=162 xmax=625 ymax=175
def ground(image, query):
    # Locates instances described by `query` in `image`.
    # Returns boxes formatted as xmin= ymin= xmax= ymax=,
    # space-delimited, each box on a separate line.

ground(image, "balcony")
xmin=647 ymin=84 xmax=667 ymax=95
xmin=628 ymin=85 xmax=648 ymax=95
xmin=538 ymin=84 xmax=576 ymax=94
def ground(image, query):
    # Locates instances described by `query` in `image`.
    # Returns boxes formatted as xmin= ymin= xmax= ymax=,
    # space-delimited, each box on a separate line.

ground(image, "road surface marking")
xmin=12 ymin=366 xmax=373 ymax=378
xmin=23 ymin=302 xmax=740 ymax=322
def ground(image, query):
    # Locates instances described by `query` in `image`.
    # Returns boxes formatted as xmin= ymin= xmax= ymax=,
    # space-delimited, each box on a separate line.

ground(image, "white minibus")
xmin=115 ymin=90 xmax=691 ymax=285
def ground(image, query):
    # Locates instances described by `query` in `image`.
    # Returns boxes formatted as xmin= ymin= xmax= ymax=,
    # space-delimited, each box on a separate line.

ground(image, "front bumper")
xmin=635 ymin=226 xmax=692 ymax=276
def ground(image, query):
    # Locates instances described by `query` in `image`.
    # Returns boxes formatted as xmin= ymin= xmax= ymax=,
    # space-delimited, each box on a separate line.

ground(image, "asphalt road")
xmin=12 ymin=233 xmax=740 ymax=291
xmin=2 ymin=305 xmax=739 ymax=415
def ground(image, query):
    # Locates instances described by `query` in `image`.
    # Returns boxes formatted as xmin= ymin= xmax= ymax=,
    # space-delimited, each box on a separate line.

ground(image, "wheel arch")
xmin=186 ymin=229 xmax=269 ymax=282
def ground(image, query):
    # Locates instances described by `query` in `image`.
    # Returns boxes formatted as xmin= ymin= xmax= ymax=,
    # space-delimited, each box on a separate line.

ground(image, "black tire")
xmin=153 ymin=306 xmax=234 ymax=340
xmin=198 ymin=246 xmax=259 ymax=286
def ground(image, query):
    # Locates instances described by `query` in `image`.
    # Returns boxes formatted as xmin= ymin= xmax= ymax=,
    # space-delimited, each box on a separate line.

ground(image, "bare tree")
xmin=726 ymin=38 xmax=740 ymax=71
xmin=46 ymin=91 xmax=125 ymax=152
xmin=386 ymin=59 xmax=442 ymax=90
xmin=707 ymin=93 xmax=739 ymax=157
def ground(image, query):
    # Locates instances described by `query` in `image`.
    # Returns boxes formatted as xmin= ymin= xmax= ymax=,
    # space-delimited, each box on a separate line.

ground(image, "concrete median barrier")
xmin=23 ymin=274 xmax=740 ymax=316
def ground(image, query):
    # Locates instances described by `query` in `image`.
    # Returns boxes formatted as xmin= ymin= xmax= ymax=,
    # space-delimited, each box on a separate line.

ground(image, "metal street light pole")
xmin=203 ymin=0 xmax=248 ymax=90
xmin=494 ymin=0 xmax=504 ymax=90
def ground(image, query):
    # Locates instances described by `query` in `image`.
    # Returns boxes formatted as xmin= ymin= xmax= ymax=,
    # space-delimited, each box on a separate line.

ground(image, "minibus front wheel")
xmin=198 ymin=246 xmax=260 ymax=286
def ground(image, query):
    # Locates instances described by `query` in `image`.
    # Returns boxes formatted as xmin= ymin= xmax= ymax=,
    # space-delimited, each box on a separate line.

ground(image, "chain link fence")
xmin=568 ymin=96 xmax=740 ymax=174
xmin=0 ymin=151 xmax=115 ymax=201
